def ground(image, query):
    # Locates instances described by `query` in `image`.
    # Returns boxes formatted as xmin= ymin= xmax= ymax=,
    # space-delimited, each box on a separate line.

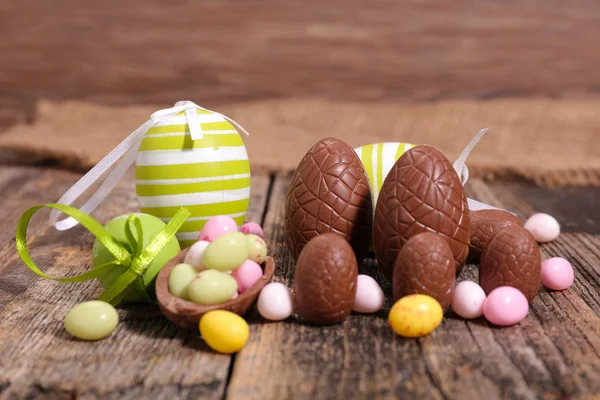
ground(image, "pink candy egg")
xmin=524 ymin=213 xmax=560 ymax=243
xmin=452 ymin=281 xmax=487 ymax=319
xmin=198 ymin=216 xmax=238 ymax=242
xmin=232 ymin=292 xmax=239 ymax=300
xmin=541 ymin=257 xmax=574 ymax=290
xmin=183 ymin=240 xmax=210 ymax=270
xmin=257 ymin=282 xmax=294 ymax=321
xmin=483 ymin=286 xmax=529 ymax=326
xmin=353 ymin=275 xmax=385 ymax=314
xmin=240 ymin=222 xmax=264 ymax=238
xmin=231 ymin=260 xmax=263 ymax=293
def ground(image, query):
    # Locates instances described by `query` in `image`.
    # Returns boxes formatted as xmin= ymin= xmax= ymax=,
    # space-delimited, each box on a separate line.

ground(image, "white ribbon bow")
xmin=50 ymin=100 xmax=250 ymax=231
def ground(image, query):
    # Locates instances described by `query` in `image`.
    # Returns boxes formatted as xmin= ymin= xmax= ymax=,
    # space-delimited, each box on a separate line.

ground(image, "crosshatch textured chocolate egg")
xmin=468 ymin=210 xmax=523 ymax=263
xmin=294 ymin=233 xmax=358 ymax=325
xmin=284 ymin=137 xmax=373 ymax=262
xmin=374 ymin=145 xmax=471 ymax=279
xmin=393 ymin=232 xmax=455 ymax=311
xmin=480 ymin=225 xmax=541 ymax=302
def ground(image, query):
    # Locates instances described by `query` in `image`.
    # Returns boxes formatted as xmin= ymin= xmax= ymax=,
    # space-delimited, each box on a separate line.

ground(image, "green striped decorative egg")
xmin=135 ymin=109 xmax=251 ymax=249
xmin=354 ymin=142 xmax=415 ymax=206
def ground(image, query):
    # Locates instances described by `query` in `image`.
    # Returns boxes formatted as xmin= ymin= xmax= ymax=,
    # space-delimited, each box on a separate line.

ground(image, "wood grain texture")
xmin=0 ymin=167 xmax=272 ymax=399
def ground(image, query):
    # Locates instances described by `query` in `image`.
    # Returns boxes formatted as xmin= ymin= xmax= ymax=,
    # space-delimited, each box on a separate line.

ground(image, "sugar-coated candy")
xmin=200 ymin=310 xmax=249 ymax=354
xmin=483 ymin=286 xmax=528 ymax=326
xmin=388 ymin=294 xmax=443 ymax=338
xmin=168 ymin=263 xmax=198 ymax=300
xmin=231 ymin=260 xmax=263 ymax=294
xmin=187 ymin=270 xmax=238 ymax=305
xmin=257 ymin=282 xmax=294 ymax=321
xmin=452 ymin=281 xmax=486 ymax=319
xmin=202 ymin=232 xmax=249 ymax=271
xmin=64 ymin=301 xmax=118 ymax=341
xmin=246 ymin=234 xmax=267 ymax=264
xmin=183 ymin=240 xmax=210 ymax=270
xmin=240 ymin=222 xmax=264 ymax=238
xmin=353 ymin=275 xmax=385 ymax=314
xmin=524 ymin=213 xmax=560 ymax=243
xmin=541 ymin=257 xmax=574 ymax=290
xmin=198 ymin=215 xmax=239 ymax=242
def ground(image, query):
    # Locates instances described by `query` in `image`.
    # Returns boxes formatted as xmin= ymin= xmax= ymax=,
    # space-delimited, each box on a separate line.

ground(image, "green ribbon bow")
xmin=15 ymin=204 xmax=190 ymax=306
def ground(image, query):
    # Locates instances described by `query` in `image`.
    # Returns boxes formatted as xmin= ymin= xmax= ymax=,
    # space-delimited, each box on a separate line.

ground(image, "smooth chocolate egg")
xmin=294 ymin=233 xmax=358 ymax=325
xmin=393 ymin=232 xmax=455 ymax=311
xmin=374 ymin=145 xmax=471 ymax=279
xmin=285 ymin=137 xmax=372 ymax=262
xmin=469 ymin=209 xmax=523 ymax=263
xmin=480 ymin=225 xmax=541 ymax=302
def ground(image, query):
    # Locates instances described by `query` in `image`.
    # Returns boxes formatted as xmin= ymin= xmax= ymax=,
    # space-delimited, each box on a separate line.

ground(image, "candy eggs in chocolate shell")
xmin=135 ymin=109 xmax=251 ymax=249
xmin=285 ymin=138 xmax=373 ymax=262
xmin=374 ymin=145 xmax=471 ymax=279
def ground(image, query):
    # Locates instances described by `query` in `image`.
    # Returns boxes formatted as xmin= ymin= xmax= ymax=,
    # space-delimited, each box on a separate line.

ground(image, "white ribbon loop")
xmin=50 ymin=100 xmax=250 ymax=231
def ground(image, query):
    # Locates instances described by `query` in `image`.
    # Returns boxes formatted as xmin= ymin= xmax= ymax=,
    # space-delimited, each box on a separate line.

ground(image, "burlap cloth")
xmin=1 ymin=98 xmax=599 ymax=186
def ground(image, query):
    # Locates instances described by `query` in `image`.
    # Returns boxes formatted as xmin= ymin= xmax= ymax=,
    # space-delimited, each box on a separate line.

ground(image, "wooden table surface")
xmin=0 ymin=166 xmax=599 ymax=400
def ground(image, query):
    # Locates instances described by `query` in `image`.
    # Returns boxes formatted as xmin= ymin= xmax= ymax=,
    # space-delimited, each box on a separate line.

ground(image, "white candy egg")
xmin=353 ymin=275 xmax=385 ymax=314
xmin=524 ymin=213 xmax=560 ymax=243
xmin=452 ymin=281 xmax=487 ymax=319
xmin=257 ymin=282 xmax=294 ymax=321
xmin=183 ymin=240 xmax=210 ymax=270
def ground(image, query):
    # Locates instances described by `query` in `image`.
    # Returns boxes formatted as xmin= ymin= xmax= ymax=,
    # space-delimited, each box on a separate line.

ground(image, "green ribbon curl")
xmin=15 ymin=204 xmax=190 ymax=306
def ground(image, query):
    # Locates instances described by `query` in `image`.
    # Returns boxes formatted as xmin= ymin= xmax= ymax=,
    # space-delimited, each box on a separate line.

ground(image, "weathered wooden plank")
xmin=0 ymin=167 xmax=272 ymax=399
xmin=227 ymin=173 xmax=600 ymax=399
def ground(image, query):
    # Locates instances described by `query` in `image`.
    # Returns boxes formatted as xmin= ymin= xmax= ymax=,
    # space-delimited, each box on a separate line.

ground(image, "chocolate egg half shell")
xmin=285 ymin=137 xmax=372 ymax=262
xmin=393 ymin=232 xmax=455 ymax=311
xmin=480 ymin=225 xmax=541 ymax=302
xmin=469 ymin=210 xmax=523 ymax=263
xmin=294 ymin=233 xmax=358 ymax=325
xmin=374 ymin=145 xmax=471 ymax=279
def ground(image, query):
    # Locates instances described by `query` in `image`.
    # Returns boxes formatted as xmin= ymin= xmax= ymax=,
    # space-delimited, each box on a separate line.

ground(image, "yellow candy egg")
xmin=199 ymin=310 xmax=249 ymax=354
xmin=388 ymin=294 xmax=443 ymax=338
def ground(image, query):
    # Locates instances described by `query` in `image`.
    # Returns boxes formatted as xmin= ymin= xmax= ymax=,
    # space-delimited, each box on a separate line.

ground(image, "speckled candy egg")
xmin=135 ymin=109 xmax=251 ymax=249
xmin=388 ymin=294 xmax=444 ymax=338
xmin=246 ymin=234 xmax=267 ymax=264
xmin=198 ymin=215 xmax=239 ymax=242
xmin=240 ymin=222 xmax=264 ymax=238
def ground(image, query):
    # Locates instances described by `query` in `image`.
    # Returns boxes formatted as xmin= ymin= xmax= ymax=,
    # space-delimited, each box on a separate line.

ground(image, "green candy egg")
xmin=202 ymin=232 xmax=249 ymax=271
xmin=92 ymin=213 xmax=180 ymax=303
xmin=187 ymin=270 xmax=238 ymax=305
xmin=246 ymin=234 xmax=267 ymax=264
xmin=168 ymin=263 xmax=198 ymax=300
xmin=64 ymin=301 xmax=118 ymax=341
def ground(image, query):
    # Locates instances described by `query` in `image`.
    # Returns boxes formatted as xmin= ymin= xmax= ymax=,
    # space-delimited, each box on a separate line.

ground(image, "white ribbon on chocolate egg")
xmin=453 ymin=128 xmax=508 ymax=213
xmin=49 ymin=101 xmax=250 ymax=231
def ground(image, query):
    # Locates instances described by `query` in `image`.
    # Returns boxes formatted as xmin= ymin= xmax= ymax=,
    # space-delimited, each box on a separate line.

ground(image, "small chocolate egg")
xmin=285 ymin=137 xmax=373 ymax=262
xmin=374 ymin=145 xmax=471 ymax=279
xmin=392 ymin=232 xmax=455 ymax=311
xmin=294 ymin=233 xmax=358 ymax=324
xmin=469 ymin=210 xmax=523 ymax=263
xmin=480 ymin=225 xmax=541 ymax=302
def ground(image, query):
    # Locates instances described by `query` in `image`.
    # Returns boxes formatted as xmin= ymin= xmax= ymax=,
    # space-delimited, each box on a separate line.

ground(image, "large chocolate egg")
xmin=480 ymin=225 xmax=541 ymax=302
xmin=294 ymin=233 xmax=358 ymax=325
xmin=374 ymin=145 xmax=470 ymax=279
xmin=392 ymin=232 xmax=455 ymax=311
xmin=285 ymin=137 xmax=372 ymax=262
xmin=469 ymin=210 xmax=523 ymax=263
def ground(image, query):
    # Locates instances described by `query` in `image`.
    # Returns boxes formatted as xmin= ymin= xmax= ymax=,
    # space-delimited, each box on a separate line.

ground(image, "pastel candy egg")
xmin=92 ymin=213 xmax=180 ymax=303
xmin=187 ymin=270 xmax=238 ymax=305
xmin=483 ymin=286 xmax=529 ymax=326
xmin=134 ymin=108 xmax=251 ymax=249
xmin=64 ymin=301 xmax=118 ymax=341
xmin=246 ymin=234 xmax=267 ymax=264
xmin=353 ymin=275 xmax=385 ymax=314
xmin=524 ymin=213 xmax=560 ymax=243
xmin=231 ymin=260 xmax=263 ymax=293
xmin=200 ymin=310 xmax=250 ymax=354
xmin=168 ymin=263 xmax=198 ymax=300
xmin=183 ymin=240 xmax=210 ymax=270
xmin=541 ymin=257 xmax=574 ymax=290
xmin=257 ymin=282 xmax=294 ymax=321
xmin=452 ymin=281 xmax=487 ymax=319
xmin=240 ymin=222 xmax=264 ymax=238
xmin=198 ymin=216 xmax=239 ymax=242
xmin=388 ymin=294 xmax=443 ymax=338
xmin=202 ymin=232 xmax=249 ymax=271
